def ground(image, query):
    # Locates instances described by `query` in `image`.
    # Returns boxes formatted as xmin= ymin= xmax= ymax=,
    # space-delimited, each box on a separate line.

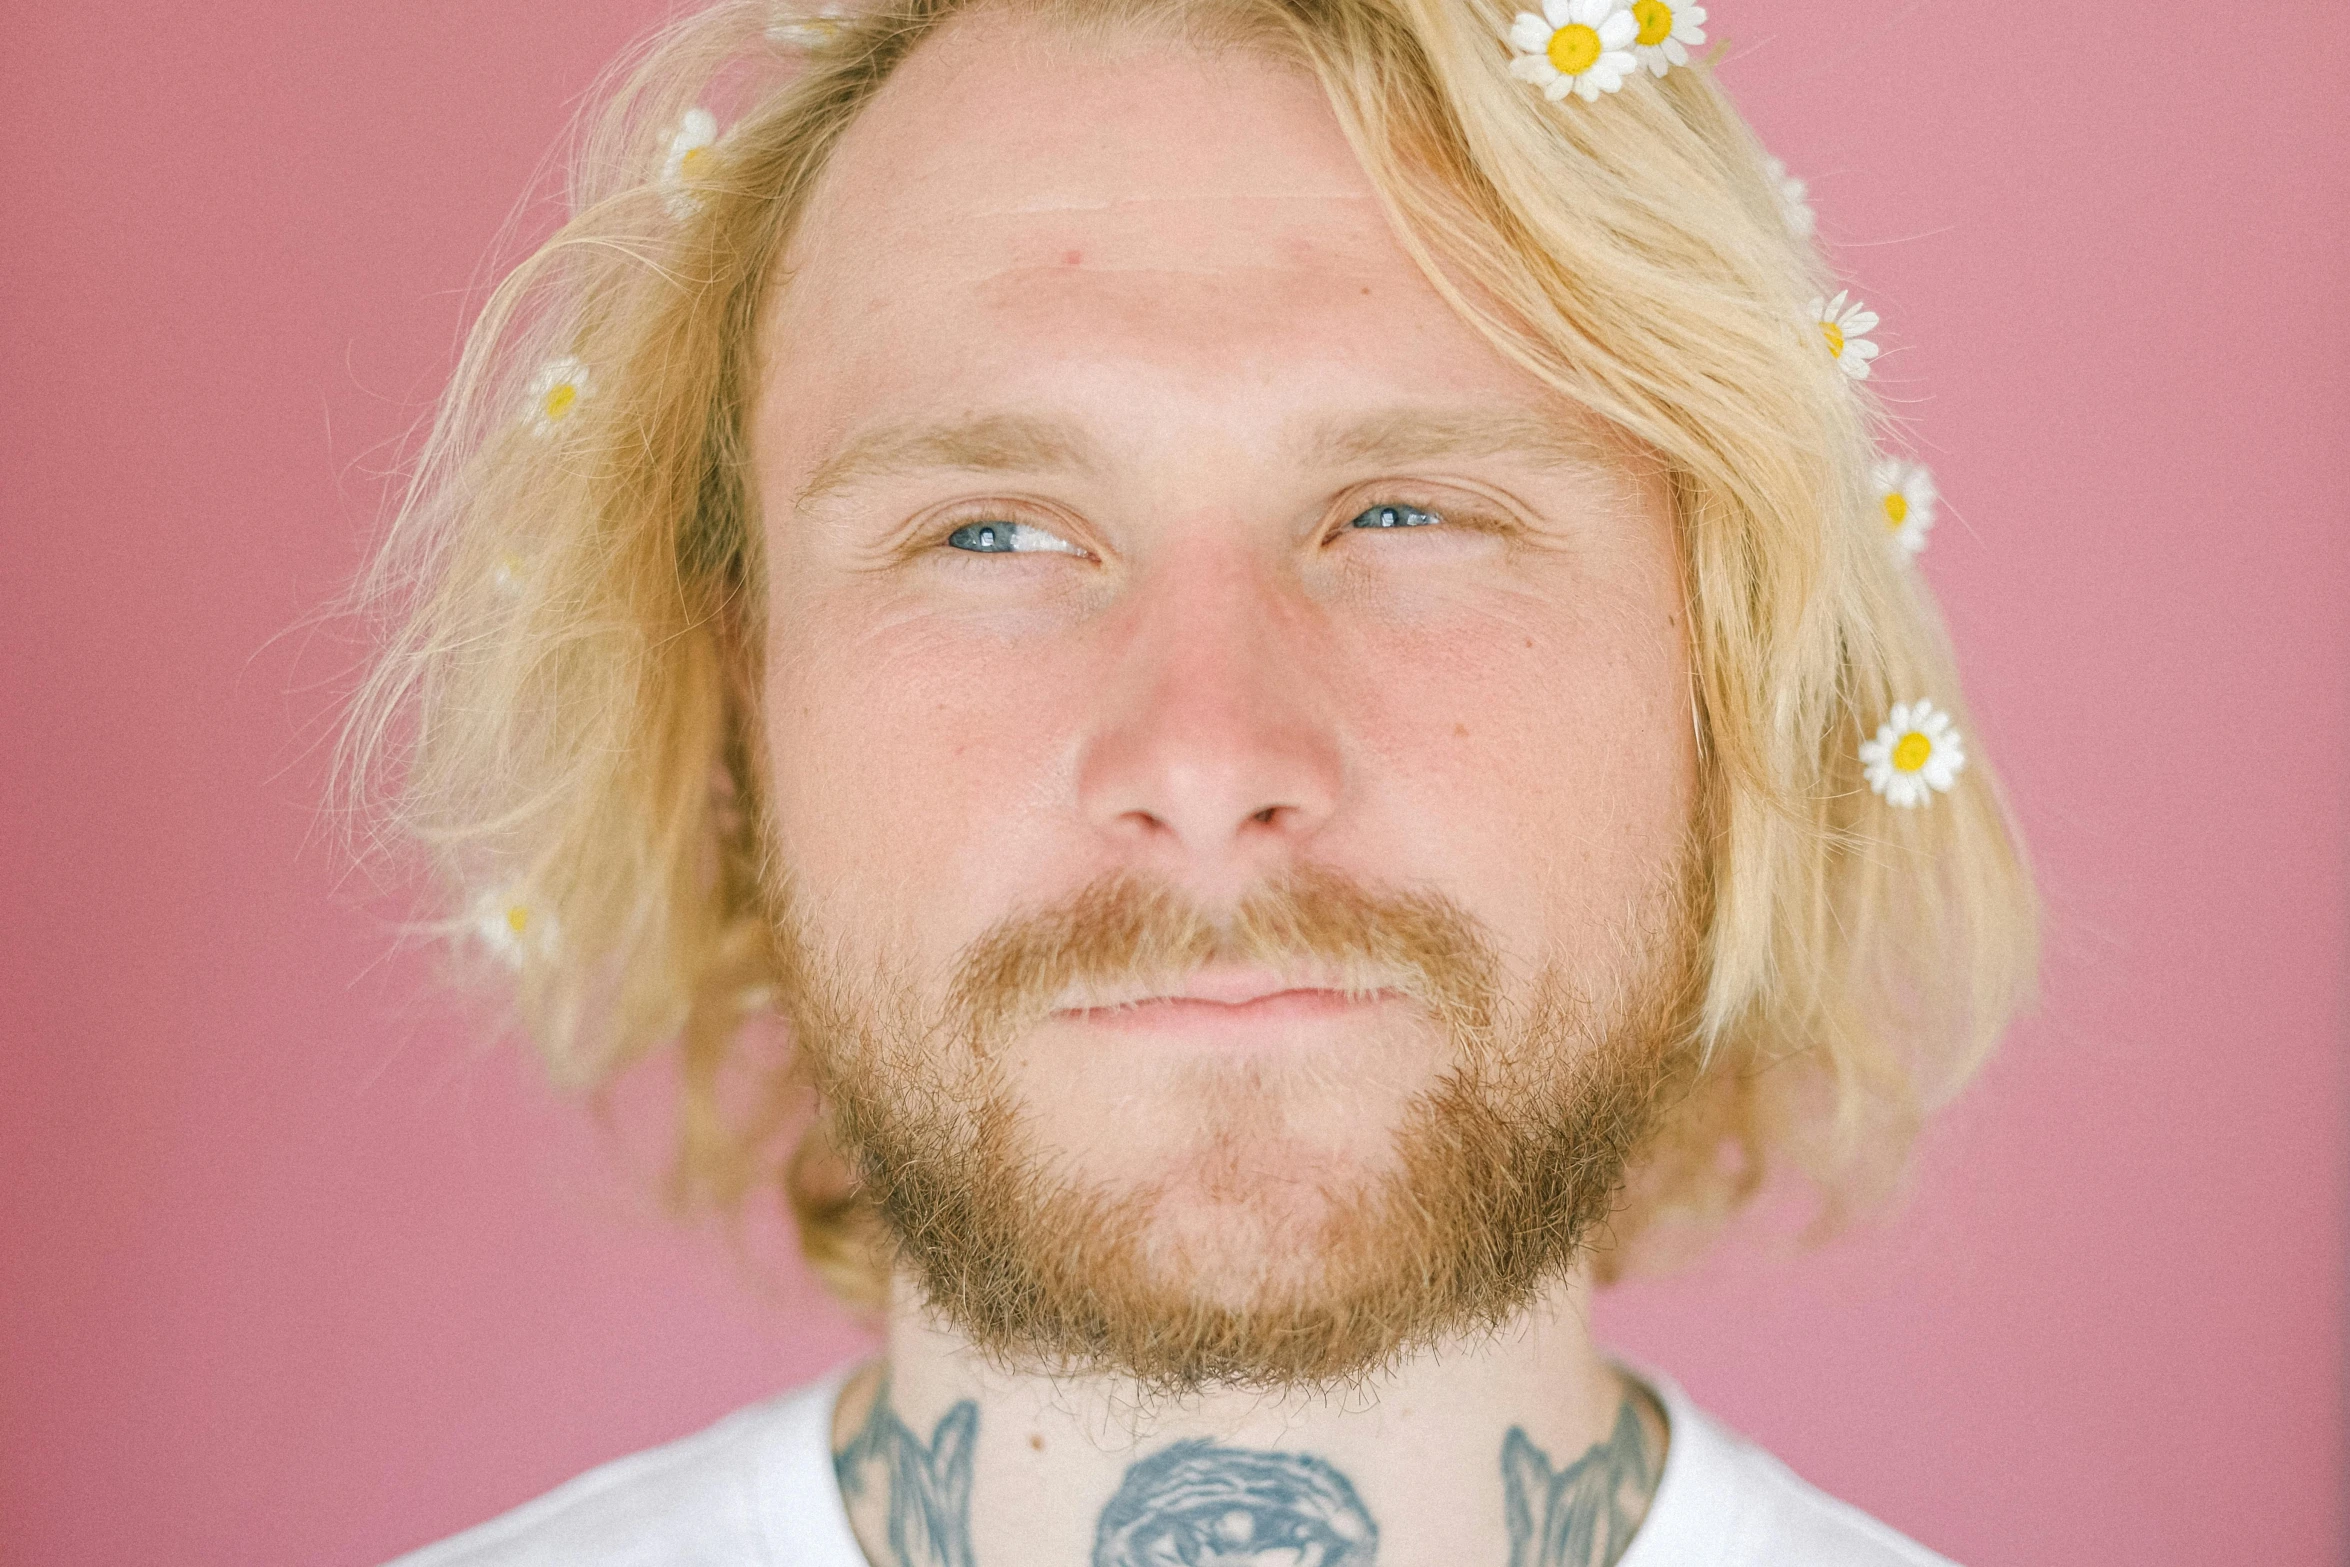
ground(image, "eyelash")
xmin=921 ymin=491 xmax=1506 ymax=559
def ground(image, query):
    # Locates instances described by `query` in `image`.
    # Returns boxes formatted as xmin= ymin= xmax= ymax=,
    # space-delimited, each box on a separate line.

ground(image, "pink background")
xmin=3 ymin=2 xmax=2345 ymax=1562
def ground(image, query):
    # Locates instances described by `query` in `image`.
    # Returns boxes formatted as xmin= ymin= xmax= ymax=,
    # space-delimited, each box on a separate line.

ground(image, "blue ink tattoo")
xmin=1093 ymin=1439 xmax=1379 ymax=1566
xmin=1500 ymin=1396 xmax=1659 ymax=1567
xmin=833 ymin=1380 xmax=981 ymax=1567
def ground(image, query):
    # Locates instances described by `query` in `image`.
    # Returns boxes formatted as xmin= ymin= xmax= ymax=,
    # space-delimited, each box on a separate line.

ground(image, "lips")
xmin=1054 ymin=966 xmax=1393 ymax=1035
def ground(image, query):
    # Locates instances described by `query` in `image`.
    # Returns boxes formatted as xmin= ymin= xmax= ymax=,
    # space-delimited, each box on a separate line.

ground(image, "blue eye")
xmin=946 ymin=520 xmax=1082 ymax=554
xmin=1349 ymin=503 xmax=1442 ymax=530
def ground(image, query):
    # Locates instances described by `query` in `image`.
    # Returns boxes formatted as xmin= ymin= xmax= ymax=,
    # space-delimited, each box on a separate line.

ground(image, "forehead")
xmin=762 ymin=11 xmax=1555 ymax=446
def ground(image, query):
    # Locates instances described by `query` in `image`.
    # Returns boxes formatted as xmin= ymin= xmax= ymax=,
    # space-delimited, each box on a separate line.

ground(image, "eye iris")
xmin=950 ymin=522 xmax=1015 ymax=552
xmin=1354 ymin=504 xmax=1438 ymax=529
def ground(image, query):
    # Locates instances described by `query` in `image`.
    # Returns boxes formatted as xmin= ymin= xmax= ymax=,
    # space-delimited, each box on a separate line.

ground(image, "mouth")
xmin=1055 ymin=966 xmax=1400 ymax=1037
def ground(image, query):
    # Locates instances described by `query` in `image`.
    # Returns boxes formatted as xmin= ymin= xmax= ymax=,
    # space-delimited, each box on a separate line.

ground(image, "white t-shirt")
xmin=387 ymin=1361 xmax=1957 ymax=1566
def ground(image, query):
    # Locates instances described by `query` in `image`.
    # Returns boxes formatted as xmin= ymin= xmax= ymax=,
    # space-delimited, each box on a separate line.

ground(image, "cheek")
xmin=1339 ymin=569 xmax=1693 ymax=964
xmin=763 ymin=588 xmax=1080 ymax=945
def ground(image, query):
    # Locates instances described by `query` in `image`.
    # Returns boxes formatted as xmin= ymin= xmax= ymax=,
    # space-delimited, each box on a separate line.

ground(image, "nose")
xmin=1074 ymin=550 xmax=1343 ymax=893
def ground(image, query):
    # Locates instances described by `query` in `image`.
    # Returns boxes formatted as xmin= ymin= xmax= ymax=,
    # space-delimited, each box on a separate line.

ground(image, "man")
xmin=351 ymin=0 xmax=2035 ymax=1560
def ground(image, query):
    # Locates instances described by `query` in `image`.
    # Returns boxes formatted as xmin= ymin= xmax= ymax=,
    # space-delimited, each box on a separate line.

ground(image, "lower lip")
xmin=1057 ymin=989 xmax=1392 ymax=1037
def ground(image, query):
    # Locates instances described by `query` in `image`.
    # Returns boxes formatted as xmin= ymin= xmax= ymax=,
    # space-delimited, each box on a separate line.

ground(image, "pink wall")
xmin=2 ymin=2 xmax=2342 ymax=1562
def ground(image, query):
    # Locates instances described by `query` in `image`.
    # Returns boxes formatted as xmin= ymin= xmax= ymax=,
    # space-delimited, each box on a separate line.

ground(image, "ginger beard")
xmin=774 ymin=852 xmax=1705 ymax=1397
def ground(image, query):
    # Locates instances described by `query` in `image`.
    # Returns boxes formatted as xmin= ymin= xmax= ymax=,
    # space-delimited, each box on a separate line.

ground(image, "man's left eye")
xmin=945 ymin=520 xmax=1083 ymax=554
xmin=1348 ymin=503 xmax=1442 ymax=530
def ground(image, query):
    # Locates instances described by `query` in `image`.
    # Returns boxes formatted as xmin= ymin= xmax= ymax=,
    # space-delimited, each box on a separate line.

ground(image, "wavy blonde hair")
xmin=341 ymin=0 xmax=2036 ymax=1306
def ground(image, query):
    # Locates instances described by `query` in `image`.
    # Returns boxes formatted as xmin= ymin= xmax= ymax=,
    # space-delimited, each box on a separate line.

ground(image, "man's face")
xmin=753 ymin=14 xmax=1698 ymax=1387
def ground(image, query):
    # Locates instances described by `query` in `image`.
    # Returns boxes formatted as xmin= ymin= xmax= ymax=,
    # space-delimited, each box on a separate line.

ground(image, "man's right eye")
xmin=945 ymin=520 xmax=1083 ymax=555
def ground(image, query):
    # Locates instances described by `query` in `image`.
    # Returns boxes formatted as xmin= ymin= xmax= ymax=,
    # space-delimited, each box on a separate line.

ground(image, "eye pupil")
xmin=949 ymin=521 xmax=1019 ymax=552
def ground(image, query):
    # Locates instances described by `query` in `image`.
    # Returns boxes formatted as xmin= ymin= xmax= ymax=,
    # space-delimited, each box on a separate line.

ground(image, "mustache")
xmin=944 ymin=864 xmax=1503 ymax=1047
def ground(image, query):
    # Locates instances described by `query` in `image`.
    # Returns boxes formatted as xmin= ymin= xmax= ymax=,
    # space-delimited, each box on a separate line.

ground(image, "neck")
xmin=828 ymin=1272 xmax=1667 ymax=1567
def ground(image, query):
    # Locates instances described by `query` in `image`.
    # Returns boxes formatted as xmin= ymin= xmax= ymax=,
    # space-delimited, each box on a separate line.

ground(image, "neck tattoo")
xmin=833 ymin=1379 xmax=981 ymax=1567
xmin=1500 ymin=1395 xmax=1661 ymax=1567
xmin=833 ymin=1379 xmax=1665 ymax=1567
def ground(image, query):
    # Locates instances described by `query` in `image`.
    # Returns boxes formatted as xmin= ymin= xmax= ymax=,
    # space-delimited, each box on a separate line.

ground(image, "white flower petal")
xmin=1510 ymin=13 xmax=1555 ymax=53
xmin=1510 ymin=52 xmax=1559 ymax=82
xmin=1543 ymin=0 xmax=1577 ymax=28
xmin=1596 ymin=11 xmax=1638 ymax=48
xmin=1547 ymin=74 xmax=1577 ymax=99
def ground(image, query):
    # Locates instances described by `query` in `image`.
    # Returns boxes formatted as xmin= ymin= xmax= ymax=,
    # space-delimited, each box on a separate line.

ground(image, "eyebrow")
xmin=1309 ymin=406 xmax=1625 ymax=476
xmin=790 ymin=404 xmax=1625 ymax=513
xmin=793 ymin=413 xmax=1098 ymax=512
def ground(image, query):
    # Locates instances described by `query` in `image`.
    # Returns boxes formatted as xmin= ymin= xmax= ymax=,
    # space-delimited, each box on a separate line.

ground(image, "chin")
xmin=1124 ymin=1148 xmax=1389 ymax=1311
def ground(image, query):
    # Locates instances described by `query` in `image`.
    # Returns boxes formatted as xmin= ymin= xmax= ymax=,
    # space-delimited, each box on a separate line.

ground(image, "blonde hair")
xmin=341 ymin=0 xmax=2036 ymax=1304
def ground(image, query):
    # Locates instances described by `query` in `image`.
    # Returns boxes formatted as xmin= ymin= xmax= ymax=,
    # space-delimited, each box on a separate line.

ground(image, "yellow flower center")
xmin=542 ymin=381 xmax=578 ymax=421
xmin=1820 ymin=320 xmax=1846 ymax=358
xmin=1883 ymin=491 xmax=1909 ymax=528
xmin=1547 ymin=23 xmax=1603 ymax=74
xmin=1891 ymin=732 xmax=1932 ymax=772
xmin=1633 ymin=0 xmax=1675 ymax=47
xmin=505 ymin=905 xmax=531 ymax=935
xmin=679 ymin=145 xmax=711 ymax=178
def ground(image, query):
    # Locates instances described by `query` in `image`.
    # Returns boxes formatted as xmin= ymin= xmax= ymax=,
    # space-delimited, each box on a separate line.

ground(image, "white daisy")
xmin=1872 ymin=457 xmax=1938 ymax=559
xmin=659 ymin=106 xmax=720 ymax=217
xmin=1628 ymin=0 xmax=1706 ymax=77
xmin=1860 ymin=700 xmax=1965 ymax=807
xmin=1813 ymin=290 xmax=1881 ymax=380
xmin=1507 ymin=0 xmax=1640 ymax=103
xmin=1765 ymin=155 xmax=1815 ymax=237
xmin=471 ymin=891 xmax=551 ymax=968
xmin=525 ymin=355 xmax=589 ymax=435
xmin=491 ymin=550 xmax=526 ymax=592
